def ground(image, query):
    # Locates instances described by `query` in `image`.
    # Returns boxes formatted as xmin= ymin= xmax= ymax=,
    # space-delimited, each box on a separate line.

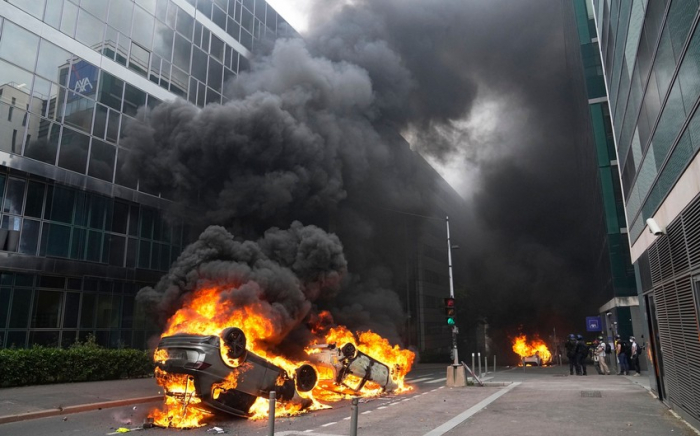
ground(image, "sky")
xmin=128 ymin=0 xmax=607 ymax=357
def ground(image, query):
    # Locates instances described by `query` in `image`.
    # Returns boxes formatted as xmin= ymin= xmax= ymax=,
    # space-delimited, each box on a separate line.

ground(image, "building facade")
xmin=572 ymin=0 xmax=641 ymax=355
xmin=591 ymin=0 xmax=700 ymax=427
xmin=0 ymin=0 xmax=463 ymax=358
xmin=0 ymin=0 xmax=292 ymax=349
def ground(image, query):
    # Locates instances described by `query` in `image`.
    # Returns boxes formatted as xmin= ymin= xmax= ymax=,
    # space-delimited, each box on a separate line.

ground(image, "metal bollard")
xmin=494 ymin=355 xmax=496 ymax=373
xmin=268 ymin=391 xmax=276 ymax=436
xmin=478 ymin=352 xmax=482 ymax=378
xmin=472 ymin=353 xmax=475 ymax=376
xmin=484 ymin=355 xmax=488 ymax=375
xmin=350 ymin=397 xmax=359 ymax=436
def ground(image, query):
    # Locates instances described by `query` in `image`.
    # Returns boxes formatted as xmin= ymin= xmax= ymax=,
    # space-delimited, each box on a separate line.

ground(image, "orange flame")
xmin=511 ymin=334 xmax=552 ymax=365
xmin=148 ymin=285 xmax=414 ymax=427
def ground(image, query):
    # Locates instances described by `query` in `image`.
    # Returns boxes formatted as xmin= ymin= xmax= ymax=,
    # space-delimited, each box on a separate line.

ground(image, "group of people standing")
xmin=565 ymin=333 xmax=644 ymax=376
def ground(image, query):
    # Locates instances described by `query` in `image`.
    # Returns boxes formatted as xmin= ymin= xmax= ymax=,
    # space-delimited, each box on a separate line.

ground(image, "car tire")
xmin=222 ymin=327 xmax=247 ymax=360
xmin=295 ymin=364 xmax=318 ymax=392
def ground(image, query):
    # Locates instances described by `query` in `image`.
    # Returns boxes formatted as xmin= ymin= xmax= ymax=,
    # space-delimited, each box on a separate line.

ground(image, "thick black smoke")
xmin=137 ymin=223 xmax=347 ymax=354
xmin=127 ymin=0 xmax=606 ymax=356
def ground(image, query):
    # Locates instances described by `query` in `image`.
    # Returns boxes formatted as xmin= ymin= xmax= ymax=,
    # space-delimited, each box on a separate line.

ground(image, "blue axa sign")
xmin=586 ymin=316 xmax=602 ymax=332
xmin=68 ymin=60 xmax=98 ymax=101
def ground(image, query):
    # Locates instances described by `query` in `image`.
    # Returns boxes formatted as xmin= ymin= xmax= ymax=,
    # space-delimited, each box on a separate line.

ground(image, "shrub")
xmin=0 ymin=340 xmax=154 ymax=387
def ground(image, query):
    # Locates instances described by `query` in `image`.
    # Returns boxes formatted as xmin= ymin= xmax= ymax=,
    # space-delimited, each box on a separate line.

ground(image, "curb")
xmin=0 ymin=395 xmax=162 ymax=425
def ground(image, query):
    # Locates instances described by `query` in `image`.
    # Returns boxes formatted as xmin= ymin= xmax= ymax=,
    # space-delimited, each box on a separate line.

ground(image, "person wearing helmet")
xmin=575 ymin=334 xmax=589 ymax=375
xmin=565 ymin=334 xmax=579 ymax=375
xmin=594 ymin=336 xmax=610 ymax=375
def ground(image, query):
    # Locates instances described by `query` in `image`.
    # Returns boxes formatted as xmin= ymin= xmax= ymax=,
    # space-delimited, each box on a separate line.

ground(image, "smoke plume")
xmin=128 ymin=0 xmax=606 ymax=355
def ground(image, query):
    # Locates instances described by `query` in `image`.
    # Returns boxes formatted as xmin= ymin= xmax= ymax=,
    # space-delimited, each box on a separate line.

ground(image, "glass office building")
xmin=591 ymin=0 xmax=700 ymax=427
xmin=573 ymin=0 xmax=640 ymax=348
xmin=0 ymin=0 xmax=292 ymax=349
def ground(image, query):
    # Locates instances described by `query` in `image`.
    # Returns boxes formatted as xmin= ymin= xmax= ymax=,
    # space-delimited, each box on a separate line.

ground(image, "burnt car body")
xmin=155 ymin=327 xmax=317 ymax=418
xmin=521 ymin=354 xmax=542 ymax=366
xmin=309 ymin=343 xmax=398 ymax=392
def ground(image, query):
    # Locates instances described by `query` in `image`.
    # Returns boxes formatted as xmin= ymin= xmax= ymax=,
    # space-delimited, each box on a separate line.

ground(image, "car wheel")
xmin=295 ymin=364 xmax=318 ymax=392
xmin=223 ymin=327 xmax=247 ymax=359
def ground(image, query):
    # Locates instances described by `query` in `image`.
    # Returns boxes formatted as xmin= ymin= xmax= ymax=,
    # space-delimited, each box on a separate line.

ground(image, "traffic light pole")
xmin=446 ymin=216 xmax=458 ymax=366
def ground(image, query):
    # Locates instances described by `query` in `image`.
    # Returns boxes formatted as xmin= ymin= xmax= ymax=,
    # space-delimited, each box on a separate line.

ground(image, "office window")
xmin=31 ymin=290 xmax=62 ymax=328
xmin=58 ymin=128 xmax=90 ymax=173
xmin=0 ymin=22 xmax=40 ymax=71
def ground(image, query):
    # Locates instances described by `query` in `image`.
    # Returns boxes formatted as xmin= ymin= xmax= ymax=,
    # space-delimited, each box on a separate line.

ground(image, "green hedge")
xmin=0 ymin=340 xmax=154 ymax=387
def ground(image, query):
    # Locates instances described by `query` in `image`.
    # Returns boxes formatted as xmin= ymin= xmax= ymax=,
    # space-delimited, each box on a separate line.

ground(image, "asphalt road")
xmin=1 ymin=365 xmax=697 ymax=436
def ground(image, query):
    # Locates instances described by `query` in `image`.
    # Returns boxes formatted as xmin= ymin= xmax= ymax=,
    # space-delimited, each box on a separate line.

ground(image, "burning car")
xmin=521 ymin=352 xmax=542 ymax=366
xmin=154 ymin=327 xmax=318 ymax=420
xmin=309 ymin=342 xmax=399 ymax=393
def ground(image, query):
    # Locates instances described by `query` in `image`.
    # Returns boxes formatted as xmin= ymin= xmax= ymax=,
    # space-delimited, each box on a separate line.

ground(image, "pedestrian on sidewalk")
xmin=575 ymin=334 xmax=588 ymax=376
xmin=629 ymin=337 xmax=643 ymax=376
xmin=594 ymin=336 xmax=610 ymax=375
xmin=616 ymin=335 xmax=630 ymax=376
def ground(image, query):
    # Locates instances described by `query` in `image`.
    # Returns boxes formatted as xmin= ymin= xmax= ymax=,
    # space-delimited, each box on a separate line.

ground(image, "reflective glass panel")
xmin=58 ymin=128 xmax=90 ymax=173
xmin=44 ymin=0 xmax=62 ymax=29
xmin=0 ymin=21 xmax=39 ymax=72
xmin=191 ymin=47 xmax=207 ymax=82
xmin=132 ymin=6 xmax=155 ymax=48
xmin=172 ymin=33 xmax=191 ymax=72
xmin=88 ymin=139 xmax=115 ymax=182
xmin=81 ymin=0 xmax=109 ymax=21
xmin=123 ymin=83 xmax=146 ymax=116
xmin=45 ymin=222 xmax=71 ymax=257
xmin=9 ymin=288 xmax=32 ymax=328
xmin=8 ymin=0 xmax=46 ymax=19
xmin=63 ymin=94 xmax=95 ymax=133
xmin=31 ymin=290 xmax=62 ymax=328
xmin=36 ymin=40 xmax=71 ymax=83
xmin=64 ymin=292 xmax=80 ymax=328
xmin=136 ymin=0 xmax=157 ymax=15
xmin=24 ymin=119 xmax=60 ymax=164
xmin=3 ymin=178 xmax=26 ymax=214
xmin=25 ymin=182 xmax=44 ymax=218
xmin=176 ymin=7 xmax=194 ymax=40
xmin=115 ymin=148 xmax=137 ymax=188
xmin=108 ymin=0 xmax=134 ymax=35
xmin=153 ymin=20 xmax=173 ymax=60
xmin=75 ymin=9 xmax=105 ymax=49
xmin=61 ymin=0 xmax=79 ymax=37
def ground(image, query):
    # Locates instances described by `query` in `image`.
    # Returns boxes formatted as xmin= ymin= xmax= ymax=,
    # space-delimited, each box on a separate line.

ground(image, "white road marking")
xmin=361 ymin=411 xmax=372 ymax=415
xmin=378 ymin=406 xmax=387 ymax=409
xmin=425 ymin=378 xmax=447 ymax=384
xmin=406 ymin=376 xmax=434 ymax=383
xmin=321 ymin=422 xmax=337 ymax=427
xmin=421 ymin=382 xmax=521 ymax=436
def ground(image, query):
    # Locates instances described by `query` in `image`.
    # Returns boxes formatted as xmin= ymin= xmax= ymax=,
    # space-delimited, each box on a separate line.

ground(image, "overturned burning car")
xmin=154 ymin=327 xmax=318 ymax=419
xmin=309 ymin=342 xmax=400 ymax=393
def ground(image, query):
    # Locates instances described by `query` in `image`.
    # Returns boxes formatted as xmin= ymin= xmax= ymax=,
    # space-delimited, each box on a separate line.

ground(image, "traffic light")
xmin=444 ymin=297 xmax=456 ymax=326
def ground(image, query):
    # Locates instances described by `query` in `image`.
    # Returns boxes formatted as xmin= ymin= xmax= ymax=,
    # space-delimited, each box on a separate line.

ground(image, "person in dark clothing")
xmin=575 ymin=334 xmax=589 ymax=376
xmin=616 ymin=335 xmax=630 ymax=375
xmin=565 ymin=334 xmax=579 ymax=375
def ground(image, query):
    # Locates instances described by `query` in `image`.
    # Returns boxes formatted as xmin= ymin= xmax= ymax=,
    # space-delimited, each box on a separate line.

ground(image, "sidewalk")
xmin=0 ymin=377 xmax=162 ymax=424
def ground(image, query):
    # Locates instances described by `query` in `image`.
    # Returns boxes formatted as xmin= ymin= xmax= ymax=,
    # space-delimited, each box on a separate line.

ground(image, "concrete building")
xmin=590 ymin=0 xmax=700 ymax=428
xmin=0 ymin=0 xmax=464 ymax=359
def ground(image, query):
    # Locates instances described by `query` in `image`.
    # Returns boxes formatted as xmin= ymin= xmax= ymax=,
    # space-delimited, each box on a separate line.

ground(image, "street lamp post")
xmin=446 ymin=216 xmax=459 ymax=366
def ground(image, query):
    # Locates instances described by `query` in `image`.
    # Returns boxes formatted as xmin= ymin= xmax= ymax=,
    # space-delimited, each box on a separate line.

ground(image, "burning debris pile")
xmin=139 ymin=224 xmax=414 ymax=428
xmin=511 ymin=334 xmax=552 ymax=366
